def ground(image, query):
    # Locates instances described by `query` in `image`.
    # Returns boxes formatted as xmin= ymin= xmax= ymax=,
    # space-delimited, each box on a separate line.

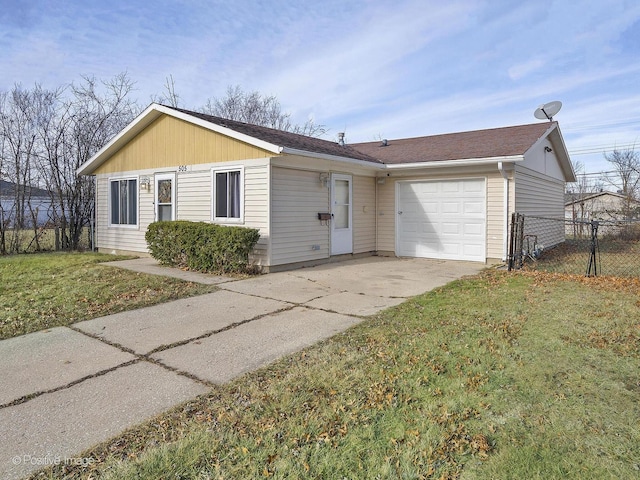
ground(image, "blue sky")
xmin=2 ymin=0 xmax=639 ymax=178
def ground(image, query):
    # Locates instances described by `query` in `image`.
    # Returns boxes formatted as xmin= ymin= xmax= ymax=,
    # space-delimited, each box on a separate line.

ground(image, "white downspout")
xmin=497 ymin=162 xmax=509 ymax=261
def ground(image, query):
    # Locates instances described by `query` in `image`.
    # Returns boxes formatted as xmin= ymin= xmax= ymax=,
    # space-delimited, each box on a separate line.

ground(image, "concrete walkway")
xmin=0 ymin=256 xmax=484 ymax=479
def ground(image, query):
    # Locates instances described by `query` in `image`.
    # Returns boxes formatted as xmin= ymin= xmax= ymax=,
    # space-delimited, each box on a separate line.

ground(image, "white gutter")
xmin=497 ymin=161 xmax=510 ymax=261
xmin=385 ymin=155 xmax=523 ymax=170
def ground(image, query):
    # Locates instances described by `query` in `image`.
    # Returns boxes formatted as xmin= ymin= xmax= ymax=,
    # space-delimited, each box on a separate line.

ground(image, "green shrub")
xmin=145 ymin=221 xmax=260 ymax=274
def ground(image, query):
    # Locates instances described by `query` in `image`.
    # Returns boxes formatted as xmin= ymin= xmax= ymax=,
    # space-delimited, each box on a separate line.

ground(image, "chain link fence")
xmin=0 ymin=226 xmax=93 ymax=255
xmin=508 ymin=213 xmax=640 ymax=277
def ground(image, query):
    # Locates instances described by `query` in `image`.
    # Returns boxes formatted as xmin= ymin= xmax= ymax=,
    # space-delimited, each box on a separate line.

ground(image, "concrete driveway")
xmin=0 ymin=256 xmax=484 ymax=479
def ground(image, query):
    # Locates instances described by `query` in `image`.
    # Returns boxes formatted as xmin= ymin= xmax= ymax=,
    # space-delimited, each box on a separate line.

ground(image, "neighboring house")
xmin=565 ymin=191 xmax=640 ymax=222
xmin=0 ymin=179 xmax=54 ymax=228
xmin=77 ymin=103 xmax=575 ymax=271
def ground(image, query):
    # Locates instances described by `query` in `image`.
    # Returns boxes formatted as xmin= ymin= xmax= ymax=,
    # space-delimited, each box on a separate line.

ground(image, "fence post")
xmin=586 ymin=220 xmax=599 ymax=277
xmin=516 ymin=214 xmax=525 ymax=269
xmin=508 ymin=212 xmax=516 ymax=271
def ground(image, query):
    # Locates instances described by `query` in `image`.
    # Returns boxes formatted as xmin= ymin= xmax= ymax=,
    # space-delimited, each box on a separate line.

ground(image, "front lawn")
xmin=38 ymin=270 xmax=640 ymax=479
xmin=0 ymin=252 xmax=216 ymax=340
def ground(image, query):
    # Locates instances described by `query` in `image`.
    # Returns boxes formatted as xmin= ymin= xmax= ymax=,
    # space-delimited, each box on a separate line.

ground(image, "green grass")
xmin=35 ymin=270 xmax=640 ymax=480
xmin=0 ymin=252 xmax=217 ymax=340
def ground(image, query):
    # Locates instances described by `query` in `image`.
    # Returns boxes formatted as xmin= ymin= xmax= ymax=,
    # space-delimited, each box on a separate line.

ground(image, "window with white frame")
xmin=212 ymin=167 xmax=243 ymax=222
xmin=109 ymin=178 xmax=138 ymax=226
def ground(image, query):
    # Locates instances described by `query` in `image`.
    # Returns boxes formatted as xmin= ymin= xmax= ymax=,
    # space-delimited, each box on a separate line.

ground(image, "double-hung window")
xmin=109 ymin=178 xmax=138 ymax=226
xmin=212 ymin=167 xmax=243 ymax=222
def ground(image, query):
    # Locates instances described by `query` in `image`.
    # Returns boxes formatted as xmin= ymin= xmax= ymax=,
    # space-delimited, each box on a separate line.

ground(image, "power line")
xmin=569 ymin=143 xmax=639 ymax=156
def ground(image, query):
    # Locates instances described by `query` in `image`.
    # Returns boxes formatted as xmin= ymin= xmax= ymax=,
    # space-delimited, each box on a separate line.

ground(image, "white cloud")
xmin=508 ymin=57 xmax=545 ymax=80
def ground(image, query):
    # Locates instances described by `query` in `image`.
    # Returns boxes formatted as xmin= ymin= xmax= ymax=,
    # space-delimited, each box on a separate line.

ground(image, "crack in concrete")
xmin=0 ymin=358 xmax=141 ymax=410
xmin=3 ymin=279 xmax=393 ymax=411
xmin=1 ymin=302 xmax=304 ymax=409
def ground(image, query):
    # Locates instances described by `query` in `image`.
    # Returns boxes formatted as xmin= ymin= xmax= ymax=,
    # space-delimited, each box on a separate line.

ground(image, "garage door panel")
xmin=441 ymin=202 xmax=461 ymax=214
xmin=441 ymin=222 xmax=461 ymax=235
xmin=463 ymin=181 xmax=484 ymax=193
xmin=397 ymin=179 xmax=486 ymax=262
xmin=420 ymin=222 xmax=438 ymax=234
xmin=463 ymin=201 xmax=484 ymax=214
xmin=442 ymin=182 xmax=461 ymax=193
xmin=463 ymin=222 xmax=484 ymax=236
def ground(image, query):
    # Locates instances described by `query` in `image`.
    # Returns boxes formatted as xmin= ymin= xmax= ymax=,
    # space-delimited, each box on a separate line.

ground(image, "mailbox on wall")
xmin=317 ymin=212 xmax=331 ymax=221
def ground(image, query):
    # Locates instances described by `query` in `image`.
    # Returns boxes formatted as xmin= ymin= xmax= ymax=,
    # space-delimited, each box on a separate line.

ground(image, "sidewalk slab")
xmin=0 ymin=361 xmax=208 ymax=480
xmin=0 ymin=327 xmax=135 ymax=406
xmin=102 ymin=257 xmax=233 ymax=285
xmin=151 ymin=306 xmax=361 ymax=384
xmin=75 ymin=290 xmax=290 ymax=354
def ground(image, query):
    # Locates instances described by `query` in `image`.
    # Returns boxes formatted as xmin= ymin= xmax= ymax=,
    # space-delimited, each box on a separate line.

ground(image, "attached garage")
xmin=396 ymin=179 xmax=486 ymax=262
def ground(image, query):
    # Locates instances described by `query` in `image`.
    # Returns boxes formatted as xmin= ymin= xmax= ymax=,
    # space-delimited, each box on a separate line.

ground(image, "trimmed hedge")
xmin=145 ymin=221 xmax=260 ymax=274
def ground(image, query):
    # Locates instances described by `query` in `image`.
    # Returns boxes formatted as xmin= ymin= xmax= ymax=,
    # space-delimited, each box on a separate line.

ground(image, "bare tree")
xmin=0 ymin=85 xmax=45 ymax=252
xmin=151 ymin=74 xmax=181 ymax=108
xmin=51 ymin=74 xmax=138 ymax=249
xmin=201 ymin=85 xmax=327 ymax=137
xmin=602 ymin=148 xmax=640 ymax=221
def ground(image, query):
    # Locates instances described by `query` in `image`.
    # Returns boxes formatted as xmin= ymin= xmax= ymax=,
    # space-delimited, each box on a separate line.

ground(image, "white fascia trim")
xmin=384 ymin=155 xmax=524 ymax=170
xmin=281 ymin=147 xmax=385 ymax=170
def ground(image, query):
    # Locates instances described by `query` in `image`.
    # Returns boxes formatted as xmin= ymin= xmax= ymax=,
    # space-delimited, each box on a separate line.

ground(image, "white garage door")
xmin=397 ymin=179 xmax=486 ymax=262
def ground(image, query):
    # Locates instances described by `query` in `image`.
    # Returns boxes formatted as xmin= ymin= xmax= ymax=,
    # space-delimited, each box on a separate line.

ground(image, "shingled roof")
xmin=167 ymin=106 xmax=382 ymax=164
xmin=78 ymin=103 xmax=572 ymax=179
xmin=351 ymin=122 xmax=556 ymax=164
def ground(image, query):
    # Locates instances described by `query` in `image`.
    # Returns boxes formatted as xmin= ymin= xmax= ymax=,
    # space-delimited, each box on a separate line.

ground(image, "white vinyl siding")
xmin=176 ymin=171 xmax=211 ymax=222
xmin=244 ymin=164 xmax=269 ymax=265
xmin=514 ymin=165 xmax=565 ymax=247
xmin=271 ymin=167 xmax=329 ymax=265
xmin=95 ymin=161 xmax=270 ymax=260
xmin=97 ymin=176 xmax=150 ymax=253
xmin=352 ymin=175 xmax=376 ymax=254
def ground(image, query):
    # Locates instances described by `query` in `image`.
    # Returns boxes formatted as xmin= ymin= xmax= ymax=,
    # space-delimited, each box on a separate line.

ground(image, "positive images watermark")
xmin=11 ymin=454 xmax=95 ymax=467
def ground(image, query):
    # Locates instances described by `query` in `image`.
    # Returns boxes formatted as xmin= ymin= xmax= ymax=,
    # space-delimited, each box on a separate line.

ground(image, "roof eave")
xmin=384 ymin=155 xmax=524 ymax=170
xmin=281 ymin=147 xmax=385 ymax=169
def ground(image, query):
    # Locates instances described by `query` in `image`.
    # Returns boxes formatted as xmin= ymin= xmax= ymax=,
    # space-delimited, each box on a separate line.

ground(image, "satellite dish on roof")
xmin=534 ymin=101 xmax=562 ymax=121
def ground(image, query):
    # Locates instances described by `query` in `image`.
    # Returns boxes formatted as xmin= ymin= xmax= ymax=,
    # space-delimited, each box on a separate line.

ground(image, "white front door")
xmin=331 ymin=174 xmax=353 ymax=255
xmin=155 ymin=173 xmax=175 ymax=221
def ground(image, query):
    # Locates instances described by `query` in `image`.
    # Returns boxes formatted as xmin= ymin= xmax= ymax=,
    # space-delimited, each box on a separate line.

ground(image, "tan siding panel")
xmin=94 ymin=115 xmax=275 ymax=174
xmin=486 ymin=174 xmax=505 ymax=259
xmin=352 ymin=175 xmax=376 ymax=254
xmin=376 ymin=180 xmax=396 ymax=252
xmin=271 ymin=167 xmax=330 ymax=265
